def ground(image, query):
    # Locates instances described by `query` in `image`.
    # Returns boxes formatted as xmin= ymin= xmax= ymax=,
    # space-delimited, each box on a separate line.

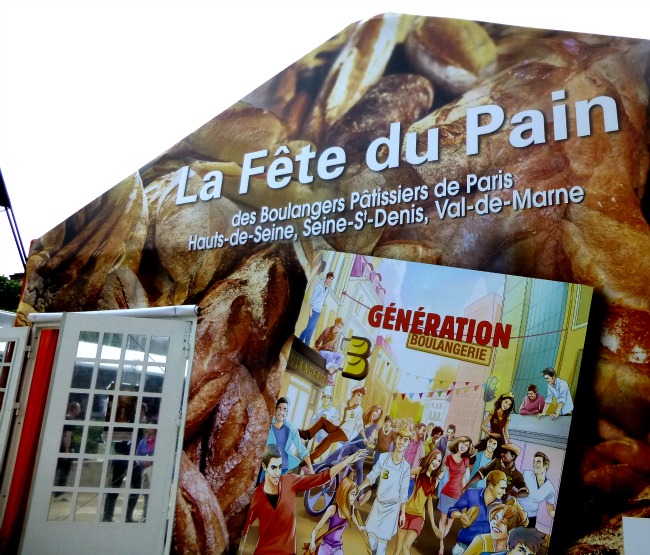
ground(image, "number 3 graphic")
xmin=342 ymin=336 xmax=371 ymax=380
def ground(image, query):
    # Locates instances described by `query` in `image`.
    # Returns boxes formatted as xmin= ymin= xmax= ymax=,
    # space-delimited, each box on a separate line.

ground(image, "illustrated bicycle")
xmin=303 ymin=437 xmax=369 ymax=516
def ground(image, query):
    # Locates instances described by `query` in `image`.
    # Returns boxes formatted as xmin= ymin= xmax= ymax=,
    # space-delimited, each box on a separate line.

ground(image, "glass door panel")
xmin=21 ymin=313 xmax=191 ymax=555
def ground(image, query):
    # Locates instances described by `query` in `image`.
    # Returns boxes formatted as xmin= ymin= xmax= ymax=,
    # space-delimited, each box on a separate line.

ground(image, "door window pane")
xmin=141 ymin=397 xmax=161 ymax=423
xmin=76 ymin=331 xmax=99 ymax=359
xmin=79 ymin=458 xmax=103 ymax=488
xmin=48 ymin=493 xmax=72 ymax=521
xmin=101 ymin=492 xmax=125 ymax=522
xmin=74 ymin=493 xmax=98 ymax=522
xmin=90 ymin=394 xmax=112 ymax=422
xmin=58 ymin=425 xmax=83 ymax=454
xmin=122 ymin=364 xmax=143 ymax=390
xmin=53 ymin=457 xmax=77 ymax=489
xmin=144 ymin=366 xmax=165 ymax=393
xmin=64 ymin=395 xmax=86 ymax=421
xmin=71 ymin=362 xmax=94 ymax=389
xmin=105 ymin=459 xmax=129 ymax=488
xmin=97 ymin=363 xmax=118 ymax=389
xmin=101 ymin=333 xmax=123 ymax=360
xmin=84 ymin=425 xmax=108 ymax=455
xmin=111 ymin=429 xmax=134 ymax=451
xmin=125 ymin=335 xmax=147 ymax=361
xmin=116 ymin=396 xmax=137 ymax=423
xmin=150 ymin=336 xmax=170 ymax=362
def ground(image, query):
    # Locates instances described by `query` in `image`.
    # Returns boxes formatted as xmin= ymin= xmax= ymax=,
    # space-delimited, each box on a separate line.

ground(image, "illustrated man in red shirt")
xmin=243 ymin=444 xmax=366 ymax=554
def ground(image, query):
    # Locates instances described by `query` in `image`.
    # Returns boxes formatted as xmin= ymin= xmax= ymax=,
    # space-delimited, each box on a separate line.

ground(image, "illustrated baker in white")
xmin=299 ymin=385 xmax=368 ymax=462
xmin=357 ymin=427 xmax=413 ymax=555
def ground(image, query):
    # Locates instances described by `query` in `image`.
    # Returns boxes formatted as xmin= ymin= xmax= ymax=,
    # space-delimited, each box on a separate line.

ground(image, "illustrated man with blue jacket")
xmin=266 ymin=397 xmax=314 ymax=474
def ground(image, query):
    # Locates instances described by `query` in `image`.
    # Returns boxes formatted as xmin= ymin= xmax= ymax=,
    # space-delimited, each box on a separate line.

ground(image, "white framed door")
xmin=20 ymin=313 xmax=192 ymax=555
xmin=0 ymin=327 xmax=29 ymax=478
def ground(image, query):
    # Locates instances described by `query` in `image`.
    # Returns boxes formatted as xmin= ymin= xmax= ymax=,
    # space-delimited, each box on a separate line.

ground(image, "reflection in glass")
xmin=53 ymin=457 xmax=77 ymax=489
xmin=76 ymin=331 xmax=99 ymax=359
xmin=105 ymin=458 xmax=129 ymax=488
xmin=116 ymin=395 xmax=137 ymax=423
xmin=0 ymin=341 xmax=6 ymax=362
xmin=74 ymin=493 xmax=98 ymax=522
xmin=119 ymin=379 xmax=139 ymax=393
xmin=138 ymin=402 xmax=148 ymax=424
xmin=97 ymin=363 xmax=118 ymax=389
xmin=70 ymin=362 xmax=94 ymax=389
xmin=126 ymin=458 xmax=152 ymax=523
xmin=144 ymin=366 xmax=165 ymax=394
xmin=110 ymin=428 xmax=133 ymax=455
xmin=101 ymin=333 xmax=123 ymax=360
xmin=102 ymin=492 xmax=125 ymax=522
xmin=133 ymin=426 xmax=156 ymax=477
xmin=141 ymin=397 xmax=161 ymax=423
xmin=111 ymin=430 xmax=134 ymax=452
xmin=141 ymin=461 xmax=154 ymax=491
xmin=150 ymin=336 xmax=170 ymax=362
xmin=85 ymin=426 xmax=108 ymax=455
xmin=59 ymin=425 xmax=83 ymax=453
xmin=125 ymin=334 xmax=147 ymax=362
xmin=65 ymin=393 xmax=87 ymax=421
xmin=121 ymin=364 xmax=142 ymax=389
xmin=48 ymin=492 xmax=72 ymax=521
xmin=79 ymin=458 xmax=103 ymax=488
xmin=90 ymin=394 xmax=111 ymax=422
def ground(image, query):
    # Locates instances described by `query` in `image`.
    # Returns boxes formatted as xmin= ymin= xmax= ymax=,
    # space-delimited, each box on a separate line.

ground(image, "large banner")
xmin=18 ymin=13 xmax=650 ymax=554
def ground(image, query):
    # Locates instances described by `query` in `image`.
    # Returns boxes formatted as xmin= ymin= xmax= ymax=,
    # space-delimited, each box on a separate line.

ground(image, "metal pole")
xmin=0 ymin=168 xmax=27 ymax=270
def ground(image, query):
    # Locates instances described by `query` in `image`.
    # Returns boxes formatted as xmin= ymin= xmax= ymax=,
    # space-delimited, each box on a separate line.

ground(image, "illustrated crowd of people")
xmin=246 ymin=272 xmax=572 ymax=554
xmin=245 ymin=366 xmax=572 ymax=555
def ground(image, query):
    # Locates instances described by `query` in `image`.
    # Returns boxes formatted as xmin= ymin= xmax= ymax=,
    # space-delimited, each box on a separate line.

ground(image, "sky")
xmin=1 ymin=0 xmax=648 ymax=278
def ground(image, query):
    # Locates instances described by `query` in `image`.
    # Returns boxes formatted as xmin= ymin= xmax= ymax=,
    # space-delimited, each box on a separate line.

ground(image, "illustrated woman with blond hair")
xmin=307 ymin=477 xmax=365 ymax=555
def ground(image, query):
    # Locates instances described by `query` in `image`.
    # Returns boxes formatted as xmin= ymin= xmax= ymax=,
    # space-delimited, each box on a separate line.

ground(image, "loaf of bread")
xmin=18 ymin=172 xmax=148 ymax=319
xmin=185 ymin=244 xmax=305 ymax=437
xmin=203 ymin=344 xmax=291 ymax=541
xmin=177 ymin=244 xmax=305 ymax=549
xmin=174 ymin=452 xmax=229 ymax=555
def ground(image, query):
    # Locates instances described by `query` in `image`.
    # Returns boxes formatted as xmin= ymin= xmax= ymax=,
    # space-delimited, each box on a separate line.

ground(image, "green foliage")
xmin=0 ymin=275 xmax=21 ymax=312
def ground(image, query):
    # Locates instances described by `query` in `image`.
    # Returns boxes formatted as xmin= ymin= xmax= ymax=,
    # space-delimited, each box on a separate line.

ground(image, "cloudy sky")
xmin=1 ymin=0 xmax=647 ymax=277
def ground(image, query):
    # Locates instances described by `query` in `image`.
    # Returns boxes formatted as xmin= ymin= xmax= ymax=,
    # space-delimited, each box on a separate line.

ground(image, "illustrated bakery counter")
xmin=508 ymin=413 xmax=572 ymax=450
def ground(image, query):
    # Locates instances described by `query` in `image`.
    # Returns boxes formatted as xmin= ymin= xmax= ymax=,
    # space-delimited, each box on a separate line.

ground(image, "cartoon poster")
xmin=241 ymin=251 xmax=590 ymax=555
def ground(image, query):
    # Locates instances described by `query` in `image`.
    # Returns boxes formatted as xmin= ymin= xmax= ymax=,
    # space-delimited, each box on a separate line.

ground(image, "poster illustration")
xmin=241 ymin=251 xmax=590 ymax=555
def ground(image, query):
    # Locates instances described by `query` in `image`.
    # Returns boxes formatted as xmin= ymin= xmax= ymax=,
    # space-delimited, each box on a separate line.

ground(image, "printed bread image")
xmin=17 ymin=13 xmax=650 ymax=554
